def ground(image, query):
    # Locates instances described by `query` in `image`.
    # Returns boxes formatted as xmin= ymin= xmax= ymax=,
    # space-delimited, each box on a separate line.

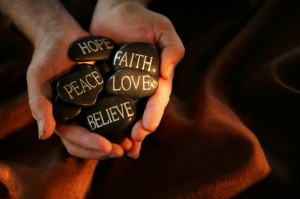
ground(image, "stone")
xmin=54 ymin=40 xmax=162 ymax=141
xmin=53 ymin=96 xmax=82 ymax=123
xmin=105 ymin=68 xmax=158 ymax=100
xmin=68 ymin=36 xmax=115 ymax=61
xmin=82 ymin=96 xmax=136 ymax=142
xmin=56 ymin=65 xmax=104 ymax=107
xmin=96 ymin=61 xmax=113 ymax=79
xmin=112 ymin=42 xmax=160 ymax=78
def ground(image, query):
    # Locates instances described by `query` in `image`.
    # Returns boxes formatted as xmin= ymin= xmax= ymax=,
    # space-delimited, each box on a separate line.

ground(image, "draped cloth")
xmin=0 ymin=0 xmax=299 ymax=198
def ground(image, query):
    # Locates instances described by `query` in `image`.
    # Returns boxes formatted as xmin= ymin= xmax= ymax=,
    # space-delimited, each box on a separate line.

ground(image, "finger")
xmin=56 ymin=124 xmax=124 ymax=159
xmin=156 ymin=23 xmax=185 ymax=80
xmin=27 ymin=69 xmax=56 ymax=140
xmin=60 ymin=138 xmax=123 ymax=160
xmin=60 ymin=138 xmax=110 ymax=159
xmin=131 ymin=120 xmax=151 ymax=142
xmin=142 ymin=73 xmax=174 ymax=132
xmin=56 ymin=124 xmax=113 ymax=152
xmin=110 ymin=143 xmax=125 ymax=158
xmin=119 ymin=138 xmax=133 ymax=151
xmin=126 ymin=140 xmax=142 ymax=159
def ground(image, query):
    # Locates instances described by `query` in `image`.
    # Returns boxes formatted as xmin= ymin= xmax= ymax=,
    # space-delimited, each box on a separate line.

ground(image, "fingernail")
xmin=37 ymin=121 xmax=45 ymax=139
xmin=108 ymin=154 xmax=119 ymax=158
xmin=127 ymin=152 xmax=140 ymax=159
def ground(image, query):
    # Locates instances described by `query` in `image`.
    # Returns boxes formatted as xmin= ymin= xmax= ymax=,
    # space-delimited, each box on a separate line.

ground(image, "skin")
xmin=0 ymin=0 xmax=185 ymax=160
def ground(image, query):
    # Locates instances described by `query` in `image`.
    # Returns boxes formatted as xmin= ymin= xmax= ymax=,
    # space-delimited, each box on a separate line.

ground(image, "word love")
xmin=57 ymin=64 xmax=104 ymax=107
xmin=113 ymin=42 xmax=160 ymax=78
xmin=106 ymin=68 xmax=158 ymax=99
xmin=84 ymin=96 xmax=136 ymax=141
xmin=68 ymin=36 xmax=115 ymax=61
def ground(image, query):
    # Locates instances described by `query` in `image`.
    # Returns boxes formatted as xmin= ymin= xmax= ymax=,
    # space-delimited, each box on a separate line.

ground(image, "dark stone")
xmin=105 ymin=68 xmax=158 ymax=100
xmin=135 ymin=97 xmax=148 ymax=120
xmin=96 ymin=61 xmax=113 ymax=79
xmin=82 ymin=96 xmax=136 ymax=142
xmin=112 ymin=42 xmax=160 ymax=78
xmin=56 ymin=66 xmax=104 ymax=107
xmin=54 ymin=41 xmax=161 ymax=140
xmin=68 ymin=36 xmax=115 ymax=61
xmin=53 ymin=96 xmax=82 ymax=123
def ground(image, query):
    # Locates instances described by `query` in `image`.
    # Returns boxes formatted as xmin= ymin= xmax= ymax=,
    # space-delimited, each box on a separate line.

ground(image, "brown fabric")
xmin=1 ymin=0 xmax=299 ymax=198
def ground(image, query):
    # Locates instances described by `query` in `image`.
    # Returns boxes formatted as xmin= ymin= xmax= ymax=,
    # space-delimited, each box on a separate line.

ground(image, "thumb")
xmin=27 ymin=68 xmax=56 ymax=140
xmin=156 ymin=26 xmax=185 ymax=80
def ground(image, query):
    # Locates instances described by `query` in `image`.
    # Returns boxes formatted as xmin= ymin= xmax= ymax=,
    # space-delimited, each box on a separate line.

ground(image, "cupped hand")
xmin=89 ymin=1 xmax=185 ymax=158
xmin=26 ymin=26 xmax=125 ymax=160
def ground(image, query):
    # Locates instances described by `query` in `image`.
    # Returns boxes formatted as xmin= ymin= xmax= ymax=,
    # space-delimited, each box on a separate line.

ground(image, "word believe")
xmin=86 ymin=101 xmax=134 ymax=130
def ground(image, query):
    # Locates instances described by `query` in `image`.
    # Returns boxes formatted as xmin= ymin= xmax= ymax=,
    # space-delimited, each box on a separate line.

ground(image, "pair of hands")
xmin=26 ymin=1 xmax=184 ymax=160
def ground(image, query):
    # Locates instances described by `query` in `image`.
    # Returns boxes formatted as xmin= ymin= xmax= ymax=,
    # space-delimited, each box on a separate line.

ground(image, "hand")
xmin=1 ymin=0 xmax=129 ymax=160
xmin=89 ymin=1 xmax=185 ymax=158
xmin=27 ymin=25 xmax=125 ymax=159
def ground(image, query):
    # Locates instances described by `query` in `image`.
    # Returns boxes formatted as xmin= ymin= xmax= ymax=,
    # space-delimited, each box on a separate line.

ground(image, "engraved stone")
xmin=54 ymin=40 xmax=162 ymax=140
xmin=53 ymin=96 xmax=82 ymax=123
xmin=106 ymin=68 xmax=158 ymax=100
xmin=68 ymin=36 xmax=115 ymax=61
xmin=56 ymin=65 xmax=104 ymax=107
xmin=82 ymin=96 xmax=136 ymax=142
xmin=112 ymin=42 xmax=160 ymax=78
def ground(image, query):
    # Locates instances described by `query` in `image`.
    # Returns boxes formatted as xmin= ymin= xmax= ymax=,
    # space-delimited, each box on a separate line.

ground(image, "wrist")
xmin=90 ymin=0 xmax=149 ymax=34
xmin=0 ymin=0 xmax=87 ymax=48
xmin=95 ymin=0 xmax=149 ymax=14
xmin=33 ymin=8 xmax=89 ymax=48
xmin=34 ymin=19 xmax=88 ymax=50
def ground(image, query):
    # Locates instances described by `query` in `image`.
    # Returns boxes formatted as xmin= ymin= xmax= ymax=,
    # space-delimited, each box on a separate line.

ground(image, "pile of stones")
xmin=53 ymin=36 xmax=160 ymax=143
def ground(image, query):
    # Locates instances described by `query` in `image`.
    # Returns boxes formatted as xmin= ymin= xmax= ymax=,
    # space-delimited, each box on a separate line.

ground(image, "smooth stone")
xmin=82 ymin=96 xmax=136 ymax=142
xmin=56 ymin=66 xmax=104 ymax=107
xmin=96 ymin=61 xmax=113 ymax=79
xmin=68 ymin=36 xmax=115 ymax=61
xmin=105 ymin=68 xmax=158 ymax=100
xmin=112 ymin=42 xmax=160 ymax=78
xmin=53 ymin=96 xmax=82 ymax=123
